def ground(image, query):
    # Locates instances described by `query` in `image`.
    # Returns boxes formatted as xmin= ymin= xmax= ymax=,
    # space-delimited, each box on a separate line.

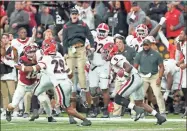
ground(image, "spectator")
xmin=36 ymin=6 xmax=55 ymax=29
xmin=0 ymin=33 xmax=17 ymax=115
xmin=127 ymin=2 xmax=146 ymax=34
xmin=165 ymin=1 xmax=184 ymax=38
xmin=113 ymin=1 xmax=128 ymax=37
xmin=134 ymin=38 xmax=166 ymax=116
xmin=79 ymin=1 xmax=95 ymax=30
xmin=23 ymin=1 xmax=37 ymax=37
xmin=0 ymin=4 xmax=8 ymax=34
xmin=146 ymin=1 xmax=167 ymax=22
xmin=9 ymin=1 xmax=29 ymax=37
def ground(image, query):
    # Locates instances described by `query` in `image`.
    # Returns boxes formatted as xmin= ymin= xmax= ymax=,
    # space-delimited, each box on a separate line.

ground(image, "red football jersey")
xmin=19 ymin=55 xmax=38 ymax=85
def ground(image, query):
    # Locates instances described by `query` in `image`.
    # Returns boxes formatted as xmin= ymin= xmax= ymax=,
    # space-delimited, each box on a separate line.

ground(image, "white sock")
xmin=128 ymin=103 xmax=135 ymax=110
xmin=151 ymin=110 xmax=157 ymax=116
xmin=55 ymin=106 xmax=61 ymax=114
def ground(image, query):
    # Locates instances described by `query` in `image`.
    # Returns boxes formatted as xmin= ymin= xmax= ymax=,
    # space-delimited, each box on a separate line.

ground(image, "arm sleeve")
xmin=85 ymin=24 xmax=94 ymax=48
xmin=157 ymin=53 xmax=163 ymax=65
xmin=173 ymin=13 xmax=184 ymax=30
xmin=62 ymin=25 xmax=68 ymax=54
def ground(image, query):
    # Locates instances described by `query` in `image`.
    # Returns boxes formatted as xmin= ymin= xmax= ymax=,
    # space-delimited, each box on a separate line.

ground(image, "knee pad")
xmin=89 ymin=87 xmax=99 ymax=97
xmin=114 ymin=94 xmax=130 ymax=107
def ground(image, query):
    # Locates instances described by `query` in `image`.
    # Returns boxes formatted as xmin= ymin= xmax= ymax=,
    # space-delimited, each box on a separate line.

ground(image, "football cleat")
xmin=155 ymin=114 xmax=167 ymax=125
xmin=81 ymin=119 xmax=92 ymax=126
xmin=48 ymin=116 xmax=57 ymax=122
xmin=6 ymin=110 xmax=12 ymax=122
xmin=29 ymin=109 xmax=39 ymax=121
xmin=69 ymin=116 xmax=77 ymax=124
xmin=133 ymin=106 xmax=145 ymax=121
xmin=101 ymin=107 xmax=109 ymax=118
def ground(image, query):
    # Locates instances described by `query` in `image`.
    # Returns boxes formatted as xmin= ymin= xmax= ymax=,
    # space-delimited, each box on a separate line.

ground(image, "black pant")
xmin=182 ymin=88 xmax=187 ymax=106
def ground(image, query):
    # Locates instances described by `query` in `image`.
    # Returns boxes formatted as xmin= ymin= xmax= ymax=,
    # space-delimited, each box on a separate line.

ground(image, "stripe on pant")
xmin=56 ymin=85 xmax=67 ymax=108
xmin=117 ymin=75 xmax=135 ymax=96
xmin=33 ymin=79 xmax=41 ymax=95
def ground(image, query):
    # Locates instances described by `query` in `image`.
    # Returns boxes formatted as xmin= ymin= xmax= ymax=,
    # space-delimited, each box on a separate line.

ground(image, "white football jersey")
xmin=91 ymin=36 xmax=114 ymax=66
xmin=11 ymin=37 xmax=33 ymax=57
xmin=181 ymin=41 xmax=187 ymax=64
xmin=110 ymin=54 xmax=138 ymax=75
xmin=131 ymin=37 xmax=144 ymax=52
xmin=38 ymin=52 xmax=69 ymax=87
xmin=163 ymin=59 xmax=183 ymax=87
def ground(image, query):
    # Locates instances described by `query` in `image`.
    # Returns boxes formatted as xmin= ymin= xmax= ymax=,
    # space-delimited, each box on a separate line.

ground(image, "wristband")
xmin=32 ymin=66 xmax=37 ymax=72
xmin=21 ymin=65 xmax=25 ymax=72
xmin=67 ymin=70 xmax=72 ymax=75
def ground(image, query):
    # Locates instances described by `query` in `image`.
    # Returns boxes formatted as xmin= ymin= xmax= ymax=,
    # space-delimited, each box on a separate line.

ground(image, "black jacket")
xmin=146 ymin=2 xmax=167 ymax=22
xmin=62 ymin=20 xmax=94 ymax=54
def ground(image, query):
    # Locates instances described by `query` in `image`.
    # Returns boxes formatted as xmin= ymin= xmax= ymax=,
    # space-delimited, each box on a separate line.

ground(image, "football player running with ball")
xmin=101 ymin=42 xmax=166 ymax=125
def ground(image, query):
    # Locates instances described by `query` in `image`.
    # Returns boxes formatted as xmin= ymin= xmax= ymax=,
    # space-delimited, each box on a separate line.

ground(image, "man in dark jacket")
xmin=63 ymin=7 xmax=94 ymax=90
xmin=62 ymin=8 xmax=94 ymax=118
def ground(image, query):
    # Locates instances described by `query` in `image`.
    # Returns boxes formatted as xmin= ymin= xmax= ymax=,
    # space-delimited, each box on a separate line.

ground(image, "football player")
xmin=128 ymin=17 xmax=166 ymax=52
xmin=101 ymin=42 xmax=166 ymax=125
xmin=15 ymin=39 xmax=91 ymax=126
xmin=176 ymin=28 xmax=187 ymax=118
xmin=88 ymin=23 xmax=113 ymax=118
xmin=162 ymin=59 xmax=183 ymax=114
xmin=6 ymin=44 xmax=39 ymax=121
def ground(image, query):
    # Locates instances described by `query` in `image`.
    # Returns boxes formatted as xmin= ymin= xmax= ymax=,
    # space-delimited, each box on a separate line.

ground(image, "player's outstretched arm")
xmin=15 ymin=65 xmax=41 ymax=72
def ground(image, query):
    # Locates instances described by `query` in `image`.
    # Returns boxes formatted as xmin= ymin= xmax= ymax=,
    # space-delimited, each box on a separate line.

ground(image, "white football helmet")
xmin=126 ymin=35 xmax=134 ymax=47
xmin=96 ymin=23 xmax=109 ymax=39
xmin=135 ymin=24 xmax=148 ymax=38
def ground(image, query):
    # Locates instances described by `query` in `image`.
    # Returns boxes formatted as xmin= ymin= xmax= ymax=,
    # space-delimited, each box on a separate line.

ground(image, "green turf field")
xmin=1 ymin=114 xmax=186 ymax=131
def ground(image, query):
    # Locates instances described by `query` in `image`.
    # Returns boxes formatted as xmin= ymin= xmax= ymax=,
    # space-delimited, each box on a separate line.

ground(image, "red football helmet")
xmin=96 ymin=23 xmax=109 ymax=39
xmin=24 ymin=45 xmax=38 ymax=60
xmin=101 ymin=42 xmax=118 ymax=61
xmin=42 ymin=38 xmax=56 ymax=55
xmin=135 ymin=24 xmax=148 ymax=38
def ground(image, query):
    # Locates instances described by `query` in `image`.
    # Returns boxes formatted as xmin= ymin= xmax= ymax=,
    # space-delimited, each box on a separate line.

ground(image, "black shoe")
xmin=29 ymin=109 xmax=39 ymax=121
xmin=69 ymin=116 xmax=77 ymax=124
xmin=6 ymin=110 xmax=12 ymax=122
xmin=81 ymin=119 xmax=91 ymax=126
xmin=155 ymin=114 xmax=167 ymax=125
xmin=48 ymin=116 xmax=57 ymax=122
xmin=101 ymin=107 xmax=109 ymax=118
xmin=133 ymin=106 xmax=145 ymax=121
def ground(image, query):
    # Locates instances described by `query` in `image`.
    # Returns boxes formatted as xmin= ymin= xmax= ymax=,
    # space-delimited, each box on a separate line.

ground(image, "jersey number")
xmin=51 ymin=59 xmax=65 ymax=73
xmin=95 ymin=43 xmax=103 ymax=53
xmin=135 ymin=45 xmax=139 ymax=52
xmin=26 ymin=72 xmax=37 ymax=79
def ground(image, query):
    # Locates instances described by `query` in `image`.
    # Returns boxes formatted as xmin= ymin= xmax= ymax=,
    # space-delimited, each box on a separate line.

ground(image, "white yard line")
xmin=1 ymin=116 xmax=186 ymax=122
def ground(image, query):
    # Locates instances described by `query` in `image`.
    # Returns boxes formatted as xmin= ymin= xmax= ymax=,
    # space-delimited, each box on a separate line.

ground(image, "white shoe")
xmin=12 ymin=111 xmax=19 ymax=117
